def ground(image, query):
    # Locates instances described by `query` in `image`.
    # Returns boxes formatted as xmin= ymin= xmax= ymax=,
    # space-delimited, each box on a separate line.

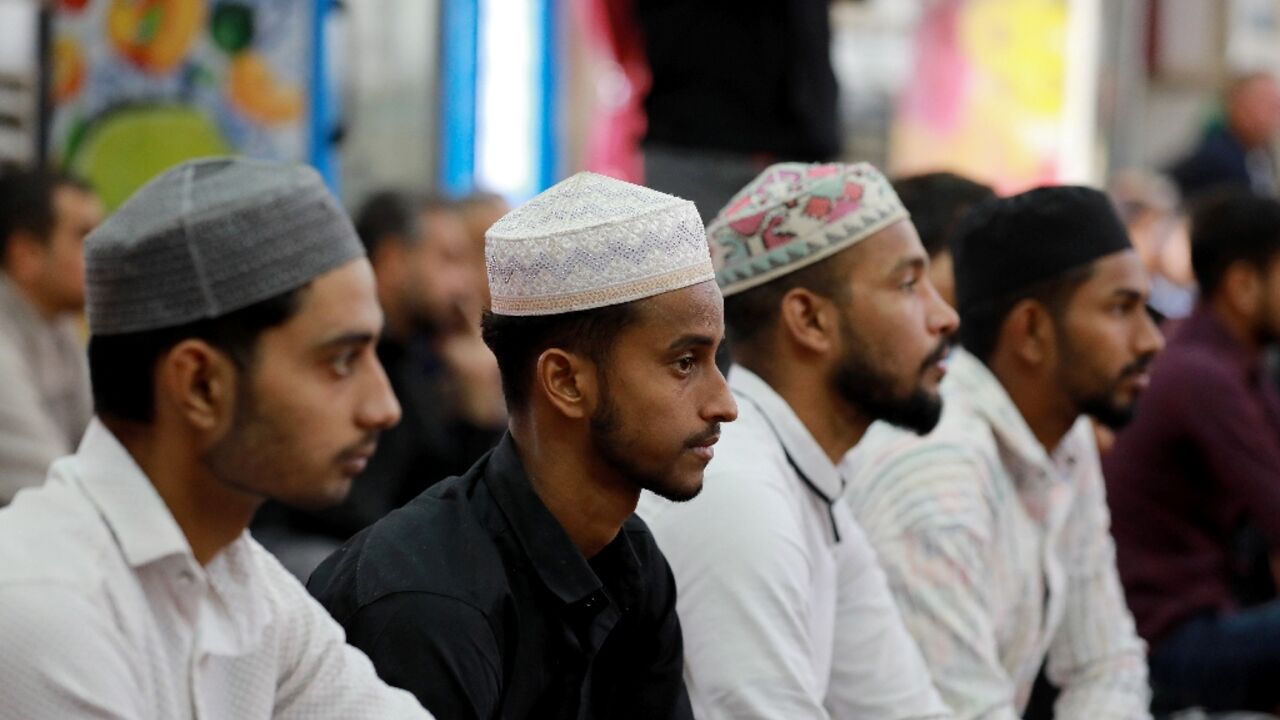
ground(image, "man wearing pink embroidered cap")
xmin=638 ymin=162 xmax=958 ymax=719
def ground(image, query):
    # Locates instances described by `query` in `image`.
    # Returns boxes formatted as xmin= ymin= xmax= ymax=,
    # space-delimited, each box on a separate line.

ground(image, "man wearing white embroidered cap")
xmin=310 ymin=172 xmax=738 ymax=719
xmin=637 ymin=162 xmax=958 ymax=719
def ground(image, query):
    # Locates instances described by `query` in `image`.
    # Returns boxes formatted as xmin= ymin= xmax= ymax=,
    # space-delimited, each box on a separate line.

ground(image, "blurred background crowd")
xmin=4 ymin=0 xmax=1280 ymax=718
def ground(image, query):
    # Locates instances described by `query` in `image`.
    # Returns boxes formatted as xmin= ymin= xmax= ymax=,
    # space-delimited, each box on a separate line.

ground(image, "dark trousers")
xmin=1150 ymin=602 xmax=1280 ymax=715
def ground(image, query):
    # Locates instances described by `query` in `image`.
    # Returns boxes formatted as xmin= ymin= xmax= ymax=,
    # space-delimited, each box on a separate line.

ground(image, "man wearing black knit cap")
xmin=845 ymin=187 xmax=1163 ymax=719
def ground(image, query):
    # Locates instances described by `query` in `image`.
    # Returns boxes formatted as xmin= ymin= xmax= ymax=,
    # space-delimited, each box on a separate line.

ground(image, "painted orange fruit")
xmin=53 ymin=35 xmax=85 ymax=103
xmin=227 ymin=51 xmax=303 ymax=125
xmin=108 ymin=0 xmax=206 ymax=74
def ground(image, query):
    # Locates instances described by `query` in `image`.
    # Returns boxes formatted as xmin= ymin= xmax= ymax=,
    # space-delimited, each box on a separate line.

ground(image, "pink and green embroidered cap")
xmin=708 ymin=162 xmax=909 ymax=297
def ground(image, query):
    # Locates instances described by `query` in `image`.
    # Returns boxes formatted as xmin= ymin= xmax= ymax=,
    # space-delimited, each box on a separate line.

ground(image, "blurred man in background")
xmin=0 ymin=167 xmax=101 ymax=503
xmin=1170 ymin=72 xmax=1280 ymax=202
xmin=1105 ymin=190 xmax=1280 ymax=716
xmin=846 ymin=187 xmax=1161 ymax=719
xmin=892 ymin=171 xmax=995 ymax=308
xmin=253 ymin=192 xmax=505 ymax=579
xmin=636 ymin=0 xmax=840 ymax=222
xmin=458 ymin=191 xmax=510 ymax=310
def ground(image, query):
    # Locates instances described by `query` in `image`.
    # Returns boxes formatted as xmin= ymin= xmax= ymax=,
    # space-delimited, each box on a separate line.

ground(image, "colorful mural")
xmin=890 ymin=0 xmax=1070 ymax=194
xmin=50 ymin=0 xmax=312 ymax=209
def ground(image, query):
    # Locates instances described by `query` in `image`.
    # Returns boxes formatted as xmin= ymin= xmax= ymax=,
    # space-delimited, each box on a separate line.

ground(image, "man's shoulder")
xmin=308 ymin=475 xmax=508 ymax=622
xmin=849 ymin=403 xmax=998 ymax=485
xmin=0 ymin=470 xmax=116 ymax=588
xmin=844 ymin=408 xmax=1000 ymax=539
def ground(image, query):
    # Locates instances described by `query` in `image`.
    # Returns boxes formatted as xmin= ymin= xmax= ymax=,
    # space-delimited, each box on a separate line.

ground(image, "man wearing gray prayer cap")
xmin=0 ymin=157 xmax=433 ymax=719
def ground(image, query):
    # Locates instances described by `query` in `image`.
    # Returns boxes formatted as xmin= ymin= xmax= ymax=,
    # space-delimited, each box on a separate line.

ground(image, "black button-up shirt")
xmin=308 ymin=433 xmax=694 ymax=720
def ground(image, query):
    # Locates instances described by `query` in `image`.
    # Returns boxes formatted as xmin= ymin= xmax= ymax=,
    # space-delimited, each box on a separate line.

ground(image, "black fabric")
xmin=951 ymin=186 xmax=1132 ymax=316
xmin=308 ymin=433 xmax=694 ymax=720
xmin=253 ymin=335 xmax=503 ymax=541
xmin=635 ymin=0 xmax=839 ymax=160
xmin=1168 ymin=124 xmax=1257 ymax=202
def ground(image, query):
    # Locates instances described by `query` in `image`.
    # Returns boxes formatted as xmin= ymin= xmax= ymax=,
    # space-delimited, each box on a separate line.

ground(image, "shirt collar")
xmin=728 ymin=365 xmax=844 ymax=501
xmin=943 ymin=349 xmax=1071 ymax=476
xmin=482 ymin=433 xmax=640 ymax=607
xmin=74 ymin=418 xmax=194 ymax=569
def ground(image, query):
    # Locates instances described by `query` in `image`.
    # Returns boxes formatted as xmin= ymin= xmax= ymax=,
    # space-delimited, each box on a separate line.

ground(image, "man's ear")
xmin=778 ymin=288 xmax=839 ymax=356
xmin=1001 ymin=300 xmax=1059 ymax=367
xmin=534 ymin=348 xmax=595 ymax=420
xmin=369 ymin=239 xmax=408 ymax=292
xmin=156 ymin=339 xmax=239 ymax=437
xmin=1222 ymin=261 xmax=1264 ymax=319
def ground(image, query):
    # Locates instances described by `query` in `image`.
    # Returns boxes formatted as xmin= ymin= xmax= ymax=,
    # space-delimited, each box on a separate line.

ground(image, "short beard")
xmin=831 ymin=336 xmax=946 ymax=436
xmin=589 ymin=381 xmax=705 ymax=503
xmin=1060 ymin=334 xmax=1155 ymax=431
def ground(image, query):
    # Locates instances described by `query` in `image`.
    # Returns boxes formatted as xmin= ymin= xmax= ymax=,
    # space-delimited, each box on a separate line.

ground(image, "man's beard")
xmin=831 ymin=336 xmax=947 ymax=436
xmin=1072 ymin=354 xmax=1155 ymax=430
xmin=589 ymin=382 xmax=714 ymax=503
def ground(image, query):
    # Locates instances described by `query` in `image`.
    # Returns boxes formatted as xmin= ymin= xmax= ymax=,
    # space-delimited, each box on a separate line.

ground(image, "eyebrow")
xmin=891 ymin=256 xmax=928 ymax=275
xmin=667 ymin=334 xmax=719 ymax=352
xmin=315 ymin=330 xmax=378 ymax=352
xmin=1110 ymin=288 xmax=1146 ymax=302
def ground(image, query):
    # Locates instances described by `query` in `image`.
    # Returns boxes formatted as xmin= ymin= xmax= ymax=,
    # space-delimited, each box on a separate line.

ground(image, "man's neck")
xmin=105 ymin=420 xmax=260 ymax=565
xmin=3 ymin=275 xmax=61 ymax=323
xmin=510 ymin=417 xmax=636 ymax=559
xmin=989 ymin=359 xmax=1077 ymax=455
xmin=748 ymin=361 xmax=870 ymax=464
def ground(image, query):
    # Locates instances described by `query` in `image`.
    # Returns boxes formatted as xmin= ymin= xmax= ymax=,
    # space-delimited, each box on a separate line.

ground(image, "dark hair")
xmin=353 ymin=190 xmax=420 ymax=257
xmin=723 ymin=251 xmax=849 ymax=351
xmin=88 ymin=287 xmax=306 ymax=423
xmin=958 ymin=263 xmax=1095 ymax=363
xmin=1189 ymin=190 xmax=1280 ymax=298
xmin=354 ymin=190 xmax=457 ymax=258
xmin=481 ymin=303 xmax=638 ymax=411
xmin=0 ymin=166 xmax=93 ymax=264
xmin=892 ymin=172 xmax=996 ymax=258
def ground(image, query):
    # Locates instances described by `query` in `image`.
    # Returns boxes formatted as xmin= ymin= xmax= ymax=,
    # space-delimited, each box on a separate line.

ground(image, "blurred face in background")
xmin=8 ymin=184 xmax=102 ymax=316
xmin=460 ymin=195 xmax=510 ymax=308
xmin=1229 ymin=74 xmax=1280 ymax=148
xmin=388 ymin=207 xmax=477 ymax=337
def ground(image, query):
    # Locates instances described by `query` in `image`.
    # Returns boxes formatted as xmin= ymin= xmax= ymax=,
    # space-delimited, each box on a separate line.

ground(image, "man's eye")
xmin=331 ymin=351 xmax=358 ymax=376
xmin=676 ymin=356 xmax=696 ymax=374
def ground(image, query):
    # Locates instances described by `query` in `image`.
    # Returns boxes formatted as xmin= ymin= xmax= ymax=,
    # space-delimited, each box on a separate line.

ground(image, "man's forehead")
xmin=1083 ymin=250 xmax=1149 ymax=293
xmin=847 ymin=220 xmax=927 ymax=272
xmin=631 ymin=282 xmax=723 ymax=334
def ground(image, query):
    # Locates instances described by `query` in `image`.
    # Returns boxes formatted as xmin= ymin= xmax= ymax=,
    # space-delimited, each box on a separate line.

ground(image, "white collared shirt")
xmin=844 ymin=349 xmax=1150 ymax=720
xmin=637 ymin=366 xmax=951 ymax=720
xmin=0 ymin=420 xmax=431 ymax=719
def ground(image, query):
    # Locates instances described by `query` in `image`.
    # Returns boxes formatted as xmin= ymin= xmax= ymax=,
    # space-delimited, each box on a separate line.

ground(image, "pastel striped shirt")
xmin=843 ymin=349 xmax=1150 ymax=720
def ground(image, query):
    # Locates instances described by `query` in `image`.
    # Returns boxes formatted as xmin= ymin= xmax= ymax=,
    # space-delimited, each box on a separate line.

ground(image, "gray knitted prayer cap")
xmin=85 ymin=157 xmax=364 ymax=336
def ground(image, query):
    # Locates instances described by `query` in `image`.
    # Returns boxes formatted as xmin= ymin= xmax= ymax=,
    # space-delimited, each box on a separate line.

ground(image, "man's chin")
xmin=644 ymin=474 xmax=704 ymax=504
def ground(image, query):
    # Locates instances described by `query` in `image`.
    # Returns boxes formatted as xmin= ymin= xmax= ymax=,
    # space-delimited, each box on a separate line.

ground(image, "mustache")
xmin=919 ymin=340 xmax=951 ymax=373
xmin=336 ymin=433 xmax=381 ymax=462
xmin=684 ymin=423 xmax=722 ymax=448
xmin=1118 ymin=353 xmax=1156 ymax=380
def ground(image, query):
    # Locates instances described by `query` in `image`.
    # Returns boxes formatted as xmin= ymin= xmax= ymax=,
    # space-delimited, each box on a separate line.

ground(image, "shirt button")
xmin=582 ymin=594 xmax=602 ymax=611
